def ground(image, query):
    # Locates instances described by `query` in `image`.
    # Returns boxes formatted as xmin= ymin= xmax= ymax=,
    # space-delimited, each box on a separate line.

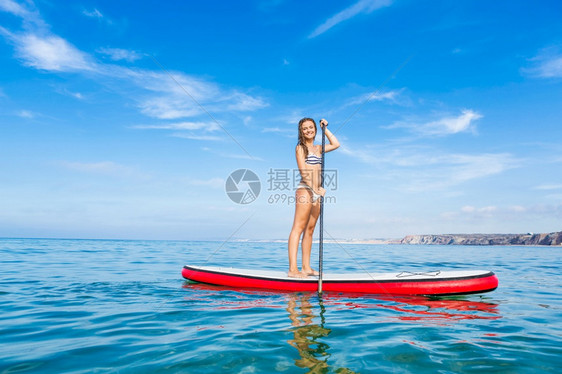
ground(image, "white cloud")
xmin=534 ymin=184 xmax=562 ymax=191
xmin=199 ymin=146 xmax=264 ymax=160
xmin=402 ymin=152 xmax=515 ymax=191
xmin=10 ymin=33 xmax=94 ymax=72
xmin=0 ymin=1 xmax=267 ymax=150
xmin=342 ymin=143 xmax=518 ymax=191
xmin=457 ymin=205 xmax=498 ymax=217
xmin=171 ymin=133 xmax=224 ymax=141
xmin=261 ymin=127 xmax=293 ymax=135
xmin=82 ymin=8 xmax=103 ymax=19
xmin=386 ymin=109 xmax=482 ymax=136
xmin=0 ymin=2 xmax=93 ymax=73
xmin=478 ymin=206 xmax=497 ymax=214
xmin=53 ymin=86 xmax=86 ymax=100
xmin=0 ymin=0 xmax=31 ymax=17
xmin=226 ymin=93 xmax=268 ymax=111
xmin=339 ymin=145 xmax=378 ymax=164
xmin=445 ymin=203 xmax=562 ymax=222
xmin=509 ymin=205 xmax=527 ymax=213
xmin=0 ymin=3 xmax=267 ymax=117
xmin=444 ymin=110 xmax=482 ymax=133
xmin=17 ymin=109 xmax=34 ymax=118
xmin=97 ymin=47 xmax=143 ymax=62
xmin=188 ymin=178 xmax=224 ymax=188
xmin=309 ymin=0 xmax=392 ymax=38
xmin=137 ymin=96 xmax=203 ymax=120
xmin=126 ymin=69 xmax=220 ymax=101
xmin=345 ymin=89 xmax=402 ymax=106
xmin=446 ymin=153 xmax=512 ymax=184
xmin=127 ymin=69 xmax=267 ymax=120
xmin=0 ymin=0 xmax=47 ymax=30
xmin=523 ymin=47 xmax=562 ymax=78
xmin=3 ymin=31 xmax=267 ymax=125
xmin=68 ymin=91 xmax=84 ymax=100
xmin=132 ymin=121 xmax=227 ymax=141
xmin=267 ymin=110 xmax=309 ymax=127
xmin=132 ymin=121 xmax=220 ymax=131
xmin=59 ymin=161 xmax=142 ymax=177
xmin=218 ymin=152 xmax=262 ymax=161
xmin=81 ymin=7 xmax=116 ymax=26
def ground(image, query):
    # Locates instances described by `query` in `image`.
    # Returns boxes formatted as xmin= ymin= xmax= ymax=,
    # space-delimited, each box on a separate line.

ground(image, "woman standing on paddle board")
xmin=288 ymin=118 xmax=340 ymax=278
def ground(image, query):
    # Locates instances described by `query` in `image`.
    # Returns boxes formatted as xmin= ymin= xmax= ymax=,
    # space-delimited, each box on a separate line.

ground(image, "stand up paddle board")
xmin=182 ymin=265 xmax=498 ymax=296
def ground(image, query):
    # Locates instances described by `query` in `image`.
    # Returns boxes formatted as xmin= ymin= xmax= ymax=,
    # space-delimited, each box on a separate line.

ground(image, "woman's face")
xmin=301 ymin=120 xmax=316 ymax=140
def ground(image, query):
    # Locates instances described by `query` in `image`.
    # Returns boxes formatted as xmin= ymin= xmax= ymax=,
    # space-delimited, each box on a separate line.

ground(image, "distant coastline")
xmin=238 ymin=231 xmax=562 ymax=246
xmin=398 ymin=231 xmax=562 ymax=246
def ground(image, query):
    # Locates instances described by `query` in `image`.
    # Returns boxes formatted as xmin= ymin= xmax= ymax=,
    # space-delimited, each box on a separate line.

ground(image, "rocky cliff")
xmin=400 ymin=231 xmax=562 ymax=246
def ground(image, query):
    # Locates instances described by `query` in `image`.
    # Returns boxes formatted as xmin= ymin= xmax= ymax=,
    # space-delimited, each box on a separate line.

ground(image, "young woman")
xmin=288 ymin=118 xmax=340 ymax=278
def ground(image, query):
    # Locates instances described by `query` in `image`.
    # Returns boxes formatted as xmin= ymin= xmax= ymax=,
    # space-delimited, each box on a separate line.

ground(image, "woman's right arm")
xmin=295 ymin=145 xmax=312 ymax=186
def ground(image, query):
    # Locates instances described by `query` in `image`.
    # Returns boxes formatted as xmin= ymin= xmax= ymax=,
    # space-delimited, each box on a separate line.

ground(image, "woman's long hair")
xmin=297 ymin=117 xmax=317 ymax=157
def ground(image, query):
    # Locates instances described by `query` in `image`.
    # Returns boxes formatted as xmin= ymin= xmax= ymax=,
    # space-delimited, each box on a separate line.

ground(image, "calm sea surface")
xmin=1 ymin=238 xmax=561 ymax=373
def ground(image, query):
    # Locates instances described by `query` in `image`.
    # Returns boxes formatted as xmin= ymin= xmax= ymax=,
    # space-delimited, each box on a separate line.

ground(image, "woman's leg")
xmin=288 ymin=189 xmax=312 ymax=277
xmin=301 ymin=199 xmax=321 ymax=275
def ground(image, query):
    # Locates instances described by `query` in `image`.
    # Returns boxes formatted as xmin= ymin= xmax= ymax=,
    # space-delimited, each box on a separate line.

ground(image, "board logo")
xmin=225 ymin=169 xmax=261 ymax=204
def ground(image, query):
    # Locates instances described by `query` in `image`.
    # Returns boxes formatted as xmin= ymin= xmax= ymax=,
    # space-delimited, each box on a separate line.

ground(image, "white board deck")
xmin=185 ymin=265 xmax=490 ymax=282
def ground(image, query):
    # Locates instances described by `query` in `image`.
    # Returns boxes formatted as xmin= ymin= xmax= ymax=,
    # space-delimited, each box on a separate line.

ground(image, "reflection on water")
xmin=184 ymin=282 xmax=500 ymax=324
xmin=286 ymin=293 xmax=355 ymax=373
xmin=322 ymin=294 xmax=501 ymax=324
xmin=183 ymin=283 xmax=501 ymax=372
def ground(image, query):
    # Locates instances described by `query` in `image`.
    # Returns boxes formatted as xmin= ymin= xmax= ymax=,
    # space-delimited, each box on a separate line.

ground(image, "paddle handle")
xmin=318 ymin=120 xmax=326 ymax=295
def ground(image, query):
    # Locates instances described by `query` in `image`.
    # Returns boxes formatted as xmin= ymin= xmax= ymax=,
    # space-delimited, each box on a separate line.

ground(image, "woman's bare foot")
xmin=288 ymin=270 xmax=308 ymax=278
xmin=302 ymin=268 xmax=319 ymax=276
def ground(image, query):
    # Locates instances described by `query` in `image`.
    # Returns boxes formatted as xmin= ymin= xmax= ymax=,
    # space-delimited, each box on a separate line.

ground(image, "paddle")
xmin=318 ymin=120 xmax=326 ymax=295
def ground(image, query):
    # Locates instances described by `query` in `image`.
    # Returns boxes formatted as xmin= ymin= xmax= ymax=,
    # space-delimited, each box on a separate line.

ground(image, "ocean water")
xmin=1 ymin=238 xmax=561 ymax=373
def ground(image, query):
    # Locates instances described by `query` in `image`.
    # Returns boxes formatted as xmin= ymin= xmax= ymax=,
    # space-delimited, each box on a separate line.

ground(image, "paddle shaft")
xmin=318 ymin=122 xmax=326 ymax=295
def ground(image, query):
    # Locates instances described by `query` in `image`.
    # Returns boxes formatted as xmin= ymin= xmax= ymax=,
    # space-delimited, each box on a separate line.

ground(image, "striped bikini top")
xmin=305 ymin=153 xmax=322 ymax=165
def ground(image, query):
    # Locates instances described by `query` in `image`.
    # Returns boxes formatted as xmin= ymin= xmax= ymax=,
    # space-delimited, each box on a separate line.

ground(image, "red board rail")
xmin=182 ymin=265 xmax=498 ymax=296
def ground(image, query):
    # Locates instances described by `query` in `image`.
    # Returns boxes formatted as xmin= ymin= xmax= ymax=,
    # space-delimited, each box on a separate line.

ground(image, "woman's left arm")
xmin=319 ymin=119 xmax=340 ymax=153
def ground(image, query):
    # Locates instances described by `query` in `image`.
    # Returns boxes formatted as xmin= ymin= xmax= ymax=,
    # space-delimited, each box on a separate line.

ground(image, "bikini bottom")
xmin=296 ymin=182 xmax=321 ymax=202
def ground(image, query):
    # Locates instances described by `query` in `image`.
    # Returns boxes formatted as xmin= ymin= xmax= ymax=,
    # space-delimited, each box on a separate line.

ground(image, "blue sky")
xmin=1 ymin=0 xmax=561 ymax=240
